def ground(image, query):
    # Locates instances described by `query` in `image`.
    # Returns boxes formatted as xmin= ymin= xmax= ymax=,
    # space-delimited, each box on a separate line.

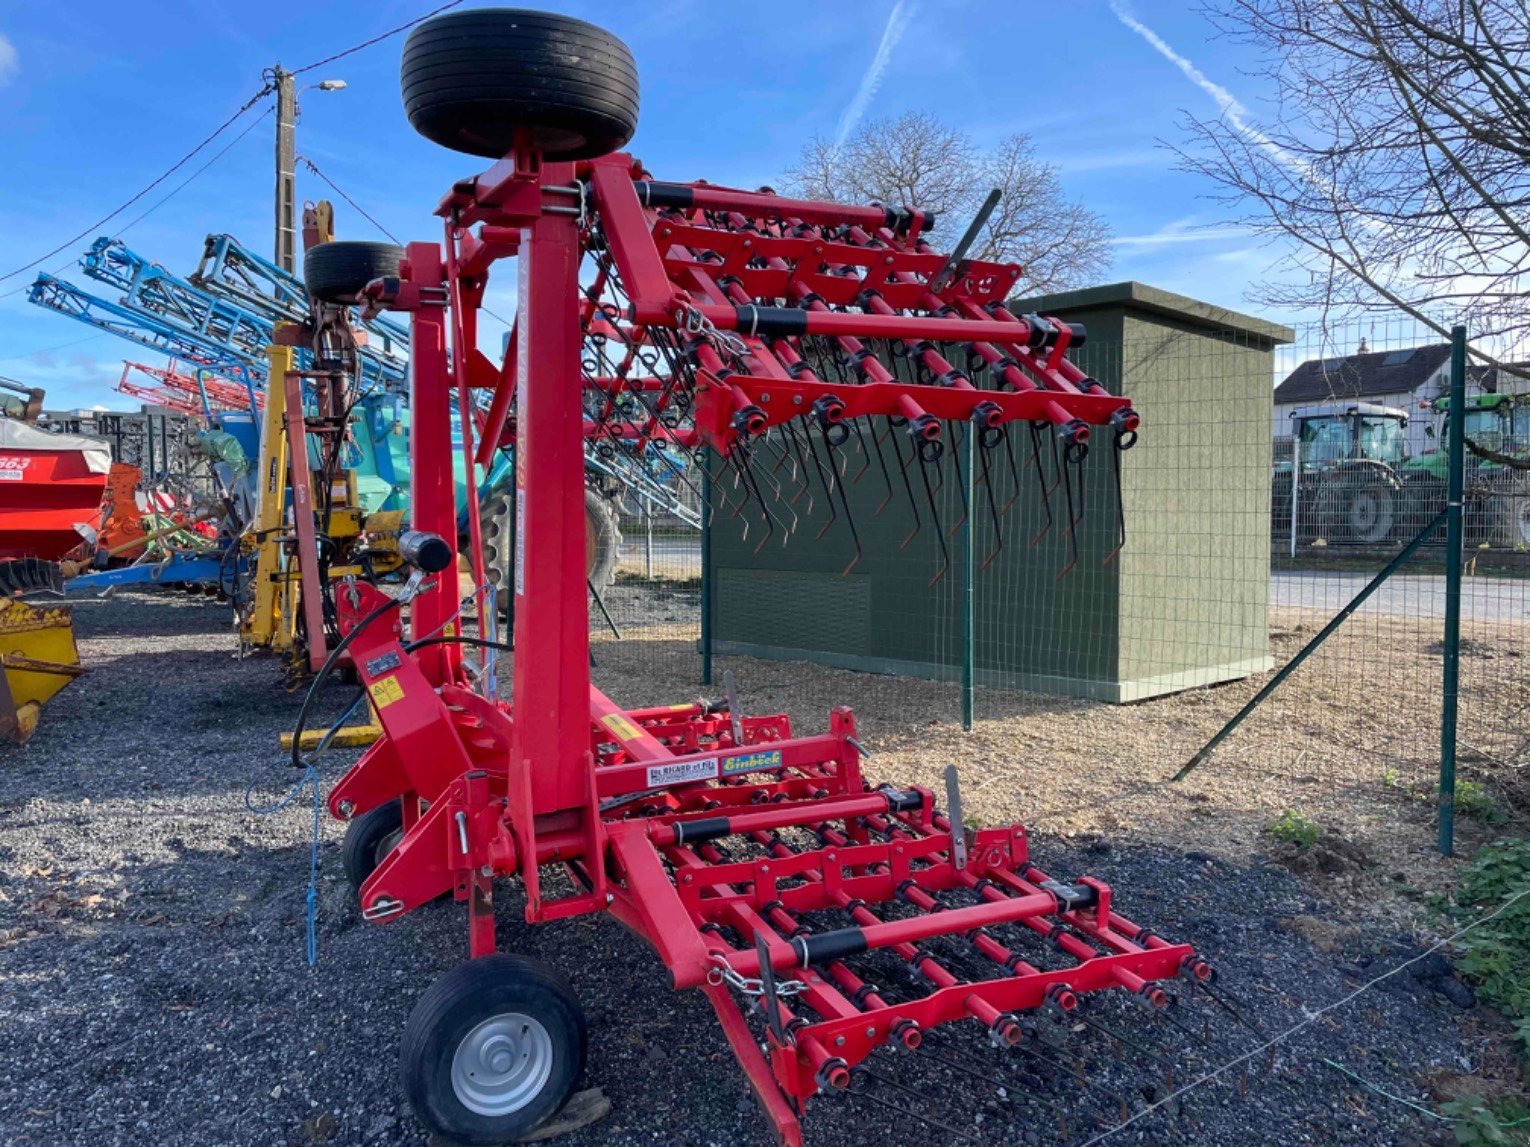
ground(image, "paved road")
xmin=1271 ymin=570 xmax=1527 ymax=623
xmin=621 ymin=533 xmax=1527 ymax=623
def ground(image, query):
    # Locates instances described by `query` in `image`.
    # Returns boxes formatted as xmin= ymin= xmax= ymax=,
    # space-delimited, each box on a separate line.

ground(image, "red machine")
xmin=304 ymin=11 xmax=1231 ymax=1145
xmin=0 ymin=417 xmax=110 ymax=563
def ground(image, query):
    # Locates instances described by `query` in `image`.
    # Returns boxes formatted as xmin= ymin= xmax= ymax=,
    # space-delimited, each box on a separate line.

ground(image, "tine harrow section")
xmin=299 ymin=9 xmax=1220 ymax=1147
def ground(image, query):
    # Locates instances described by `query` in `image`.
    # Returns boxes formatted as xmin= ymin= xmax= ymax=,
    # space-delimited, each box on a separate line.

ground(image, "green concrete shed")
xmin=707 ymin=281 xmax=1294 ymax=702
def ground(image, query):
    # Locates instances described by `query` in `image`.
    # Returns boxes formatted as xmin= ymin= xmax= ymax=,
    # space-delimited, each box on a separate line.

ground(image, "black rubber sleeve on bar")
xmin=633 ymin=180 xmax=694 ymax=209
xmin=734 ymin=304 xmax=809 ymax=338
xmin=793 ymin=927 xmax=868 ymax=967
xmin=879 ymin=786 xmax=924 ymax=813
xmin=672 ymin=816 xmax=730 ymax=846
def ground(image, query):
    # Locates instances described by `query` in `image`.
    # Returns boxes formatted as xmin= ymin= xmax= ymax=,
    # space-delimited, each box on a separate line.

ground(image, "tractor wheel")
xmin=341 ymin=799 xmax=404 ymax=894
xmin=585 ymin=486 xmax=621 ymax=587
xmin=402 ymin=954 xmax=587 ymax=1146
xmin=1319 ymin=476 xmax=1396 ymax=544
xmin=1487 ymin=474 xmax=1530 ymax=549
xmin=401 ymin=9 xmax=639 ymax=160
xmin=303 ymin=241 xmax=404 ymax=304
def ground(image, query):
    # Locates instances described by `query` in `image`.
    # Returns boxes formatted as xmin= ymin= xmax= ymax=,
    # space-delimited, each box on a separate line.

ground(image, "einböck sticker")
xmin=645 ymin=758 xmax=718 ymax=787
xmin=721 ymin=749 xmax=783 ymax=776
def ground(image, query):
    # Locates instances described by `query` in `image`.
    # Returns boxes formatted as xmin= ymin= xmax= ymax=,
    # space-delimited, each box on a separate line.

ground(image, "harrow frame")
xmin=317 ymin=14 xmax=1212 ymax=1145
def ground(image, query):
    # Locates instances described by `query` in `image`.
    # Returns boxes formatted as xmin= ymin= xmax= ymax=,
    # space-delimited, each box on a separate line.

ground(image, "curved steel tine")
xmin=887 ymin=428 xmax=924 ymax=548
xmin=1057 ymin=452 xmax=1079 ymax=580
xmin=812 ymin=423 xmax=864 ymax=575
xmin=782 ymin=420 xmax=818 ymax=514
xmin=946 ymin=422 xmax=970 ymax=538
xmin=917 ymin=445 xmax=951 ymax=587
xmin=1103 ymin=432 xmax=1127 ymax=567
xmin=998 ymin=426 xmax=1023 ymax=515
xmin=847 ymin=417 xmax=873 ymax=483
xmin=977 ymin=431 xmax=1005 ymax=570
xmin=793 ymin=418 xmax=839 ymax=539
xmin=1028 ymin=422 xmax=1054 ymax=545
xmin=868 ymin=416 xmax=898 ymax=515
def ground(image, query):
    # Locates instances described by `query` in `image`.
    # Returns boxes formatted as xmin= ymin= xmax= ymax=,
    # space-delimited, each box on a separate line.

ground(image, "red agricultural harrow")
xmin=300 ymin=9 xmax=1247 ymax=1145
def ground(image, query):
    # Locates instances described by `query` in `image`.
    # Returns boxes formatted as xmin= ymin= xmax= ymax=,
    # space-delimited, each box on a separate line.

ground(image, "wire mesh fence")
xmin=583 ymin=302 xmax=1528 ymax=855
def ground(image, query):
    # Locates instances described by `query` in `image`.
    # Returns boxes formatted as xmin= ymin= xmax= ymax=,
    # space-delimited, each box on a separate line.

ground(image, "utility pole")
xmin=274 ymin=65 xmax=297 ymax=274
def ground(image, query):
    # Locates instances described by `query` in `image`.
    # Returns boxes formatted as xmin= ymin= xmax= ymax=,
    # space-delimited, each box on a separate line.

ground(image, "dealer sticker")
xmin=721 ymin=748 xmax=783 ymax=777
xmin=645 ymin=758 xmax=718 ymax=787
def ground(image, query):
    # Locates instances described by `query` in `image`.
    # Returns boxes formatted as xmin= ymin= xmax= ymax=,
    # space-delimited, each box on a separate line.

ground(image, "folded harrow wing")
xmin=302 ymin=9 xmax=1236 ymax=1146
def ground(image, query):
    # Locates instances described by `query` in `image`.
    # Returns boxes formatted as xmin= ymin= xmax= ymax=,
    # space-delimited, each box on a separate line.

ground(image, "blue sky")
xmin=0 ymin=1 xmax=1292 ymax=409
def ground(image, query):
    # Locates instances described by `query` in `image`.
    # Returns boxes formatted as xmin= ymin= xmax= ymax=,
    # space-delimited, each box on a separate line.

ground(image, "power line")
xmin=292 ymin=0 xmax=466 ymax=75
xmin=298 ymin=157 xmax=402 ymax=244
xmin=0 ymin=86 xmax=275 ymax=288
xmin=1 ymin=105 xmax=275 ymax=302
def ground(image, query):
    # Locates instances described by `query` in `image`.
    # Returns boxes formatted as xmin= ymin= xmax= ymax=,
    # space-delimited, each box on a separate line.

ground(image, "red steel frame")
xmin=333 ymin=146 xmax=1199 ymax=1145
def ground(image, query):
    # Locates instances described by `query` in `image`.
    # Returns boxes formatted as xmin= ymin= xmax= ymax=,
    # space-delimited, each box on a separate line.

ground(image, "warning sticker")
xmin=600 ymin=712 xmax=645 ymax=743
xmin=721 ymin=749 xmax=783 ymax=777
xmin=646 ymin=758 xmax=718 ymax=787
xmin=368 ymin=676 xmax=406 ymax=709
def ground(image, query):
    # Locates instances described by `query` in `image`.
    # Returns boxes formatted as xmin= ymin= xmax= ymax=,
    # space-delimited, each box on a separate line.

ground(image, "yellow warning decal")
xmin=443 ymin=621 xmax=457 ymax=637
xmin=664 ymin=703 xmax=694 ymax=712
xmin=600 ymin=712 xmax=645 ymax=742
xmin=368 ymin=675 xmax=407 ymax=709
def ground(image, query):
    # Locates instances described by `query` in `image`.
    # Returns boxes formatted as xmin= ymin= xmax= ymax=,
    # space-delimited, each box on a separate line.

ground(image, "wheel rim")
xmin=1348 ymin=488 xmax=1393 ymax=541
xmin=450 ymin=1012 xmax=554 ymax=1117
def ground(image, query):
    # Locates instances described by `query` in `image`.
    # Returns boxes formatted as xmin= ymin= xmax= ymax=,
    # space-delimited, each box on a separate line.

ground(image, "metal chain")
xmin=708 ymin=953 xmax=808 ymax=997
xmin=677 ymin=301 xmax=749 ymax=358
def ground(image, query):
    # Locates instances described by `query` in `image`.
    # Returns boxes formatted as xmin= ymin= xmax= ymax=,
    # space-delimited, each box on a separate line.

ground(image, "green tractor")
xmin=1272 ymin=402 xmax=1410 ymax=545
xmin=1398 ymin=392 xmax=1530 ymax=548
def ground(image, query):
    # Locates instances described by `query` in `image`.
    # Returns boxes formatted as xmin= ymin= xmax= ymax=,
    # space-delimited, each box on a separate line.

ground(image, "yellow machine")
xmin=0 ymin=596 xmax=85 ymax=743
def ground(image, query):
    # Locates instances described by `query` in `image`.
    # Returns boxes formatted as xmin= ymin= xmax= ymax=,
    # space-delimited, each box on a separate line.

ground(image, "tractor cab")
xmin=1289 ymin=402 xmax=1409 ymax=469
xmin=1272 ymin=403 xmax=1410 ymax=545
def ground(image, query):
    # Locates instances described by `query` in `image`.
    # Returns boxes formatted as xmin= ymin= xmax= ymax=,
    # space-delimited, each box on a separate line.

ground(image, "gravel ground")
xmin=0 ymin=592 xmax=1509 ymax=1146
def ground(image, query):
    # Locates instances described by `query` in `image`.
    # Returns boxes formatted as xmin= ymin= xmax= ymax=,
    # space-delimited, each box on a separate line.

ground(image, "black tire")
xmin=341 ymin=799 xmax=404 ymax=893
xmin=304 ymin=241 xmax=404 ymax=304
xmin=584 ymin=486 xmax=621 ymax=587
xmin=1487 ymin=474 xmax=1530 ymax=548
xmin=403 ymin=955 xmax=587 ymax=1146
xmin=402 ymin=9 xmax=639 ymax=160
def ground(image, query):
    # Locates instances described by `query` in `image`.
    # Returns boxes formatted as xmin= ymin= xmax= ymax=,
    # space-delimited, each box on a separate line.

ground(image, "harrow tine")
xmin=911 ymin=1039 xmax=1075 ymax=1128
xmin=813 ymin=423 xmax=864 ymax=575
xmin=742 ymin=448 xmax=799 ymax=537
xmin=846 ymin=1067 xmax=985 ymax=1145
xmin=915 ymin=441 xmax=951 ymax=587
xmin=887 ymin=427 xmax=924 ymax=549
xmin=1193 ymin=979 xmax=1266 ymax=1041
xmin=798 ymin=419 xmax=841 ymax=541
xmin=1153 ymin=993 xmax=1214 ymax=1050
xmin=865 ymin=416 xmax=898 ymax=516
xmin=782 ymin=420 xmax=818 ymax=514
xmin=998 ymin=426 xmax=1023 ymax=515
xmin=1073 ymin=1009 xmax=1180 ymax=1083
xmin=1012 ymin=1040 xmax=1134 ymax=1128
xmin=846 ymin=417 xmax=873 ymax=484
xmin=1027 ymin=423 xmax=1054 ymax=545
xmin=1056 ymin=444 xmax=1081 ymax=580
xmin=1103 ymin=433 xmax=1127 ymax=567
xmin=976 ymin=429 xmax=1005 ymax=570
xmin=946 ymin=423 xmax=970 ymax=538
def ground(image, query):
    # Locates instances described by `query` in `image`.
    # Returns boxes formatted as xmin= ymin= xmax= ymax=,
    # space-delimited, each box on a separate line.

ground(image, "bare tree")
xmin=785 ymin=112 xmax=1113 ymax=293
xmin=1181 ymin=1 xmax=1530 ymax=349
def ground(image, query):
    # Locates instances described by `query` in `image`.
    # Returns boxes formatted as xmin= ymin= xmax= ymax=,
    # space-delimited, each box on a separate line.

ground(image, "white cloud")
xmin=1108 ymin=3 xmax=1305 ymax=178
xmin=833 ymin=1 xmax=917 ymax=151
xmin=1112 ymin=218 xmax=1249 ymax=250
xmin=0 ymin=35 xmax=17 ymax=86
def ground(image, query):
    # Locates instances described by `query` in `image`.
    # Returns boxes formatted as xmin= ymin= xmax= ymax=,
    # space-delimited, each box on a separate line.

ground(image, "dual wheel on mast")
xmin=332 ymin=8 xmax=640 ymax=1145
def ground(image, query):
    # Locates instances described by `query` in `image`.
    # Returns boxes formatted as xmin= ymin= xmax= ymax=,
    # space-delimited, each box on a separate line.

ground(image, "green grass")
xmin=1268 ymin=809 xmax=1321 ymax=849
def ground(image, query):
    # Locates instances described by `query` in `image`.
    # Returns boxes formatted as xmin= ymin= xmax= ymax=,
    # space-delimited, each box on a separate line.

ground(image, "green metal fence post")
xmin=1438 ymin=325 xmax=1467 ymax=856
xmin=700 ymin=448 xmax=713 ymax=687
xmin=961 ymin=428 xmax=975 ymax=731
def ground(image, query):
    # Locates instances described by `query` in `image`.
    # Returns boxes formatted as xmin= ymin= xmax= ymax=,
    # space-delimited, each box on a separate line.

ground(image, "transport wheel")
xmin=341 ymin=799 xmax=404 ymax=893
xmin=401 ymin=9 xmax=639 ymax=160
xmin=584 ymin=486 xmax=622 ymax=587
xmin=403 ymin=955 xmax=587 ymax=1146
xmin=303 ymin=241 xmax=404 ymax=304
